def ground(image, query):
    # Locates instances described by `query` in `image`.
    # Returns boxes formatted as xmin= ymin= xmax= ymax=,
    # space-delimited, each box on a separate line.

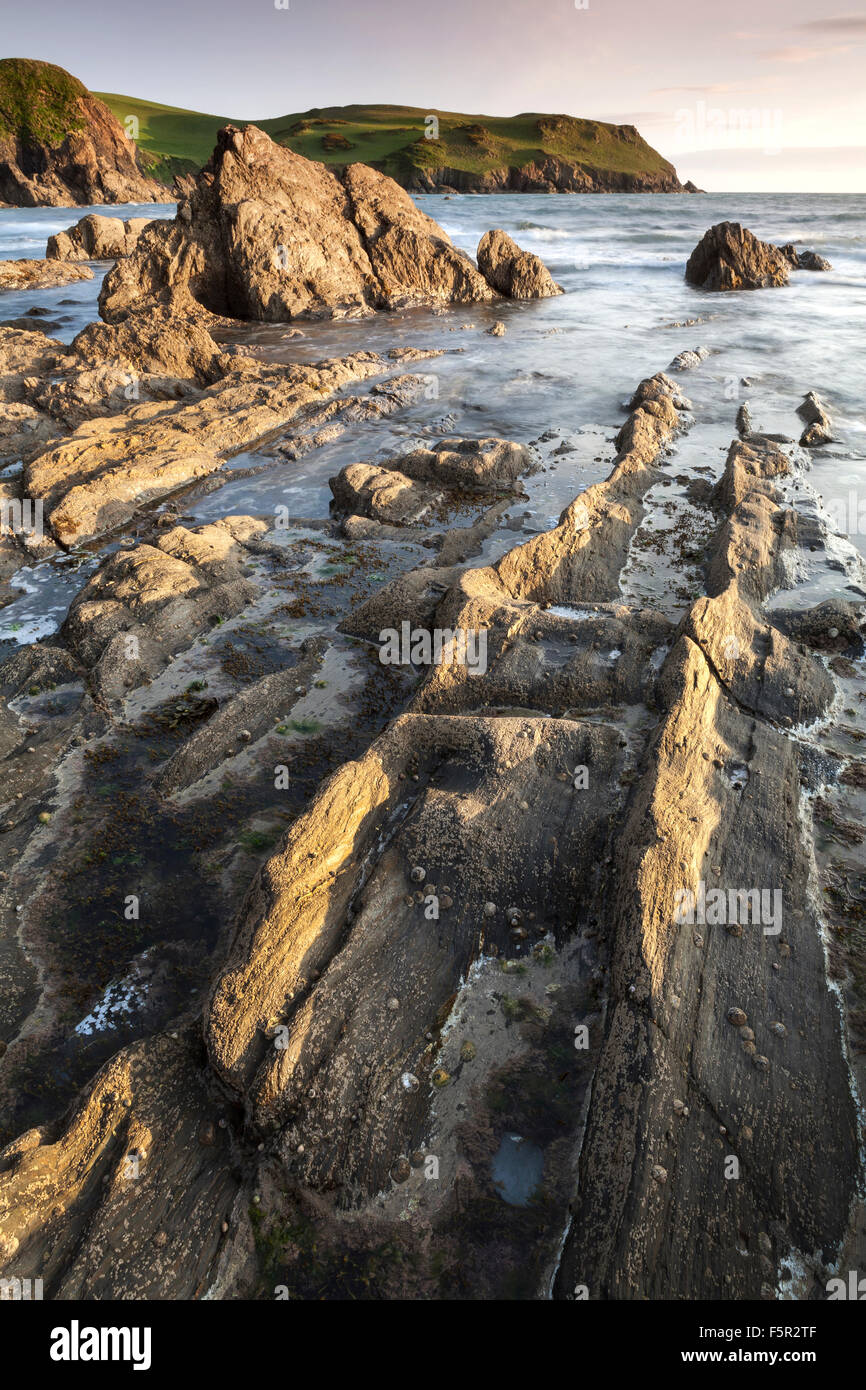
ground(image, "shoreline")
xmin=0 ymin=141 xmax=864 ymax=1301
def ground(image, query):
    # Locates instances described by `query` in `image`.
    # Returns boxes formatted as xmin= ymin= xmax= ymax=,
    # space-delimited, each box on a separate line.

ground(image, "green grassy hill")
xmin=0 ymin=58 xmax=88 ymax=145
xmin=95 ymin=93 xmax=681 ymax=189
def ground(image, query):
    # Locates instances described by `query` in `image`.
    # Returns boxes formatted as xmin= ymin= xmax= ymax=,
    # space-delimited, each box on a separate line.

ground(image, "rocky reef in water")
xmin=0 ymin=148 xmax=863 ymax=1302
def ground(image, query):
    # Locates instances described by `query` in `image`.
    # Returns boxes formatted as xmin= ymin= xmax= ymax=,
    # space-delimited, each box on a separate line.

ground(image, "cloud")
xmin=760 ymin=43 xmax=852 ymax=62
xmin=597 ymin=111 xmax=668 ymax=126
xmin=652 ymin=83 xmax=747 ymax=96
xmin=796 ymin=15 xmax=866 ymax=36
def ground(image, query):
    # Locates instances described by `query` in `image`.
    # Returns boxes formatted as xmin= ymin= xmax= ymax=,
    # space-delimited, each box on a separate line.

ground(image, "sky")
xmin=4 ymin=0 xmax=866 ymax=191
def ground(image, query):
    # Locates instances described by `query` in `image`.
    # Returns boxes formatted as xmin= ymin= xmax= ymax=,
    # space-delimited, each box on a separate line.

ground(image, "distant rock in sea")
xmin=476 ymin=229 xmax=563 ymax=299
xmin=686 ymin=222 xmax=834 ymax=292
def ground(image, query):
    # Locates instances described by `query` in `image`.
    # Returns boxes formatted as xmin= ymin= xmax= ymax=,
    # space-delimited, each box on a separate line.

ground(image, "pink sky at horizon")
xmin=4 ymin=0 xmax=866 ymax=191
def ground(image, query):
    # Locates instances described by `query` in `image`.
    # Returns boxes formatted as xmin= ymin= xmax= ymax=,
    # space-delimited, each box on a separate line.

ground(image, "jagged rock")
xmin=796 ymin=390 xmax=834 ymax=447
xmin=69 ymin=299 xmax=225 ymax=387
xmin=46 ymin=212 xmax=152 ymax=261
xmin=685 ymin=222 xmax=790 ymax=291
xmin=0 ymin=327 xmax=70 ymax=463
xmin=476 ymin=229 xmax=562 ymax=299
xmin=330 ymin=437 xmax=532 ymax=526
xmin=62 ymin=518 xmax=265 ymax=701
xmin=778 ymin=244 xmax=832 ymax=272
xmin=99 ymin=124 xmax=496 ymax=324
xmin=772 ymin=599 xmax=862 ymax=652
xmin=0 ymin=259 xmax=93 ymax=291
xmin=0 ymin=59 xmax=166 ymax=207
xmin=203 ymin=711 xmax=620 ymax=1195
xmin=25 ymin=350 xmax=390 ymax=544
xmin=1 ymin=341 xmax=863 ymax=1304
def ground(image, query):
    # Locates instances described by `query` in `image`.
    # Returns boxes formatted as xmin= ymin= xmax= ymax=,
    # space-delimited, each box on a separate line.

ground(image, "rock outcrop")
xmin=405 ymin=155 xmax=693 ymax=195
xmin=685 ymin=223 xmax=791 ymax=292
xmin=330 ymin=437 xmax=533 ymax=525
xmin=779 ymin=243 xmax=833 ymax=272
xmin=99 ymin=125 xmax=498 ymax=324
xmin=24 ymin=348 xmax=394 ymax=544
xmin=0 ymin=302 xmax=863 ymax=1306
xmin=46 ymin=212 xmax=152 ymax=262
xmin=797 ymin=390 xmax=834 ymax=447
xmin=476 ymin=230 xmax=563 ymax=300
xmin=687 ymin=224 xmax=835 ymax=292
xmin=0 ymin=59 xmax=166 ymax=206
xmin=0 ymin=259 xmax=93 ymax=292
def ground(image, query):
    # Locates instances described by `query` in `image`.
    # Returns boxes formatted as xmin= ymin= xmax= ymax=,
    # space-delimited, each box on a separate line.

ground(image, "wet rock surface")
xmin=0 ymin=190 xmax=864 ymax=1303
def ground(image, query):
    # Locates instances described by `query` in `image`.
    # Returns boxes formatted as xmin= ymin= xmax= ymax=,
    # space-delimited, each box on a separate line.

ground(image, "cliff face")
xmin=93 ymin=95 xmax=703 ymax=195
xmin=0 ymin=59 xmax=167 ymax=207
xmin=404 ymin=155 xmax=692 ymax=194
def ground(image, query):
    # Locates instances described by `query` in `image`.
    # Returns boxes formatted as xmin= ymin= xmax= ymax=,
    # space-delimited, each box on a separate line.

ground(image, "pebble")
xmin=753 ymin=1054 xmax=771 ymax=1072
xmin=483 ymin=901 xmax=497 ymax=917
xmin=727 ymin=1007 xmax=748 ymax=1026
xmin=651 ymin=1165 xmax=668 ymax=1185
xmin=391 ymin=1157 xmax=411 ymax=1183
xmin=410 ymin=866 xmax=425 ymax=883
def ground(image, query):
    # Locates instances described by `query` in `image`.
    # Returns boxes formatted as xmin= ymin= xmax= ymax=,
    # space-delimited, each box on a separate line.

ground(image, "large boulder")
xmin=69 ymin=298 xmax=224 ymax=386
xmin=46 ymin=213 xmax=151 ymax=262
xmin=476 ymin=229 xmax=563 ymax=299
xmin=685 ymin=222 xmax=791 ymax=291
xmin=100 ymin=124 xmax=497 ymax=324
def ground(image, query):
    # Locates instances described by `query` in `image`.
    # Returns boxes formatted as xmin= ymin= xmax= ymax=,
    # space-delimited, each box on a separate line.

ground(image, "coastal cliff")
xmin=0 ymin=59 xmax=167 ymax=207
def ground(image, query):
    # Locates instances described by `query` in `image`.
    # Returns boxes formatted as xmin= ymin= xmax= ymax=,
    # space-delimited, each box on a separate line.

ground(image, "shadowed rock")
xmin=476 ymin=229 xmax=563 ymax=299
xmin=685 ymin=222 xmax=791 ymax=291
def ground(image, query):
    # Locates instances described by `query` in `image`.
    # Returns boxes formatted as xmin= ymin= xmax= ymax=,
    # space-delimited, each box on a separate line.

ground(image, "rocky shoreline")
xmin=404 ymin=157 xmax=700 ymax=195
xmin=0 ymin=135 xmax=863 ymax=1301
